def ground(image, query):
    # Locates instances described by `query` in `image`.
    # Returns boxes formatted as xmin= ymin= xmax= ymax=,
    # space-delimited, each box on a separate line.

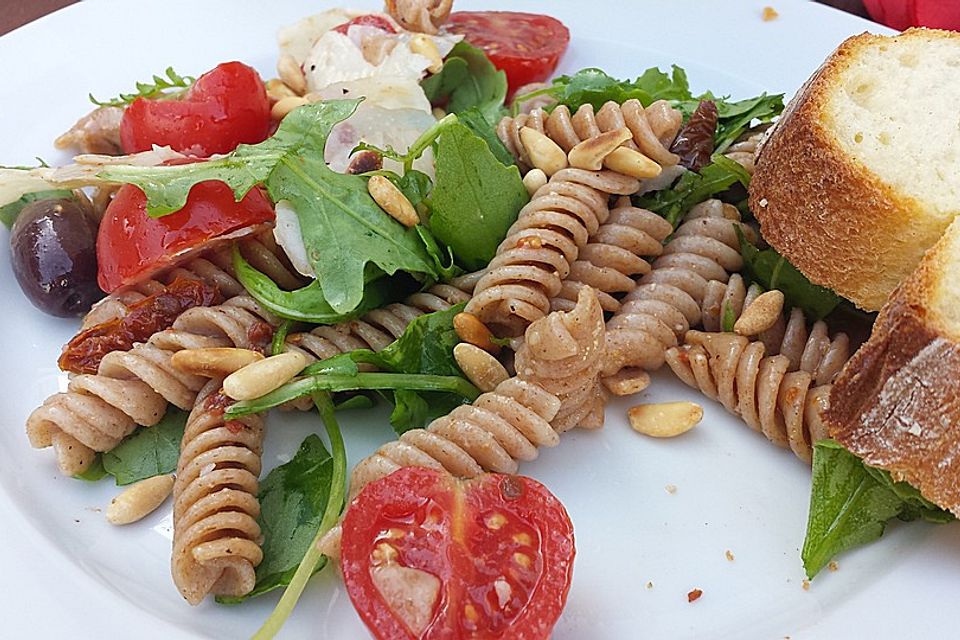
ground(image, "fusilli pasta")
xmin=700 ymin=275 xmax=851 ymax=384
xmin=549 ymin=196 xmax=674 ymax=313
xmin=497 ymin=100 xmax=683 ymax=175
xmin=172 ymin=380 xmax=265 ymax=605
xmin=601 ymin=199 xmax=747 ymax=376
xmin=27 ymin=296 xmax=280 ymax=475
xmin=465 ymin=168 xmax=638 ymax=336
xmin=349 ymin=286 xmax=607 ymax=495
xmin=664 ymin=322 xmax=850 ymax=462
xmin=515 ymin=287 xmax=607 ymax=432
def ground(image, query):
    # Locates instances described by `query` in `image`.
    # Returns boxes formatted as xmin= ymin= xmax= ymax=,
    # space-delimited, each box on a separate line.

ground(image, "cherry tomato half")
xmin=96 ymin=181 xmax=274 ymax=292
xmin=341 ymin=467 xmax=575 ymax=640
xmin=333 ymin=14 xmax=397 ymax=34
xmin=120 ymin=61 xmax=272 ymax=157
xmin=446 ymin=12 xmax=570 ymax=97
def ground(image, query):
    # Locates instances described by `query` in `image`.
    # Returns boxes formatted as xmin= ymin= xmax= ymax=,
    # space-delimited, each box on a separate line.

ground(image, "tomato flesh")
xmin=446 ymin=12 xmax=570 ymax=97
xmin=96 ymin=181 xmax=274 ymax=292
xmin=341 ymin=467 xmax=575 ymax=640
xmin=334 ymin=14 xmax=397 ymax=34
xmin=120 ymin=61 xmax=272 ymax=157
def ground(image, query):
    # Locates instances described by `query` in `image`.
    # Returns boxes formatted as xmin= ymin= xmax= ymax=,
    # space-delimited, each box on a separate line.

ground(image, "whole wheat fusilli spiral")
xmin=516 ymin=287 xmax=607 ymax=432
xmin=498 ymin=100 xmax=683 ymax=174
xmin=700 ymin=275 xmax=851 ymax=385
xmin=465 ymin=168 xmax=638 ymax=336
xmin=664 ymin=324 xmax=850 ymax=462
xmin=27 ymin=296 xmax=279 ymax=475
xmin=601 ymin=199 xmax=747 ymax=376
xmin=172 ymin=380 xmax=264 ymax=605
xmin=349 ymin=287 xmax=607 ymax=496
xmin=550 ymin=197 xmax=674 ymax=313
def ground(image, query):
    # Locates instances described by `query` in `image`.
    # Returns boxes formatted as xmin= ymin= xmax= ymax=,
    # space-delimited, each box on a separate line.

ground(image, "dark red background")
xmin=0 ymin=1 xmax=872 ymax=36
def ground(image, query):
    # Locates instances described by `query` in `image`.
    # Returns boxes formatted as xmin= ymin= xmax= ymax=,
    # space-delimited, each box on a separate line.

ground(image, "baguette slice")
xmin=750 ymin=28 xmax=960 ymax=311
xmin=826 ymin=217 xmax=960 ymax=515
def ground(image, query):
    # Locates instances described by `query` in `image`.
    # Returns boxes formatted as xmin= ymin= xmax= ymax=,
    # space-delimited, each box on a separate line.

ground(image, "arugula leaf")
xmin=232 ymin=247 xmax=405 ymax=323
xmin=455 ymin=108 xmax=515 ymax=166
xmin=735 ymin=226 xmax=841 ymax=320
xmin=522 ymin=66 xmax=693 ymax=112
xmin=377 ymin=302 xmax=465 ymax=376
xmin=90 ymin=66 xmax=195 ymax=108
xmin=635 ymin=155 xmax=749 ymax=227
xmin=0 ymin=189 xmax=74 ymax=229
xmin=73 ymin=455 xmax=108 ymax=482
xmin=802 ymin=440 xmax=953 ymax=579
xmin=100 ymin=101 xmax=439 ymax=314
xmin=863 ymin=466 xmax=956 ymax=524
xmin=251 ymin=393 xmax=346 ymax=639
xmin=227 ymin=305 xmax=478 ymax=432
xmin=522 ymin=66 xmax=782 ymax=153
xmin=421 ymin=41 xmax=507 ymax=121
xmin=430 ymin=122 xmax=528 ymax=270
xmin=102 ymin=409 xmax=187 ymax=485
xmin=218 ymin=434 xmax=336 ymax=603
xmin=720 ymin=301 xmax=737 ymax=333
xmin=393 ymin=169 xmax=433 ymax=211
xmin=712 ymin=93 xmax=783 ymax=153
xmin=416 ymin=225 xmax=462 ymax=281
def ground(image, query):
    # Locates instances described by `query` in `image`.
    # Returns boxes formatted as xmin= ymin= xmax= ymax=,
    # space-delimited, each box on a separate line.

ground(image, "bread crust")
xmin=826 ymin=226 xmax=960 ymax=515
xmin=750 ymin=30 xmax=954 ymax=312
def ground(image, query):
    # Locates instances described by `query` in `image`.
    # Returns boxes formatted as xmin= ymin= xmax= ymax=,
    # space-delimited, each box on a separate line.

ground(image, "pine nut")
xmin=602 ymin=369 xmax=651 ymax=396
xmin=271 ymin=95 xmax=308 ymax=120
xmin=603 ymin=146 xmax=662 ymax=179
xmin=453 ymin=312 xmax=500 ymax=354
xmin=734 ymin=290 xmax=785 ymax=336
xmin=170 ymin=347 xmax=265 ymax=378
xmin=368 ymin=175 xmax=419 ymax=227
xmin=453 ymin=343 xmax=509 ymax=392
xmin=522 ymin=168 xmax=548 ymax=197
xmin=628 ymin=401 xmax=703 ymax=438
xmin=409 ymin=34 xmax=443 ymax=73
xmin=519 ymin=127 xmax=567 ymax=176
xmin=106 ymin=474 xmax=175 ymax=525
xmin=568 ymin=128 xmax=633 ymax=171
xmin=277 ymin=53 xmax=307 ymax=95
xmin=223 ymin=351 xmax=309 ymax=401
xmin=265 ymin=78 xmax=297 ymax=101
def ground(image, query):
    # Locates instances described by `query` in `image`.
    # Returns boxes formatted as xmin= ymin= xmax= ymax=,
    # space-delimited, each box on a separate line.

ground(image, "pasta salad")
xmin=9 ymin=1 xmax=907 ymax=638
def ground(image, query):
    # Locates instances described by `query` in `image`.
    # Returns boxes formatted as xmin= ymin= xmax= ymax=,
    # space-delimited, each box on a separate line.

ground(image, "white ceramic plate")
xmin=3 ymin=1 xmax=958 ymax=638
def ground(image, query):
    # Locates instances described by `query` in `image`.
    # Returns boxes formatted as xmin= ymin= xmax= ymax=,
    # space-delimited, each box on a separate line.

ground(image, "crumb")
xmin=759 ymin=197 xmax=768 ymax=207
xmin=74 ymin=519 xmax=80 ymax=524
xmin=762 ymin=6 xmax=779 ymax=21
xmin=725 ymin=549 xmax=735 ymax=562
xmin=828 ymin=560 xmax=839 ymax=572
xmin=665 ymin=484 xmax=677 ymax=494
xmin=646 ymin=581 xmax=654 ymax=590
xmin=802 ymin=579 xmax=810 ymax=591
xmin=687 ymin=588 xmax=703 ymax=603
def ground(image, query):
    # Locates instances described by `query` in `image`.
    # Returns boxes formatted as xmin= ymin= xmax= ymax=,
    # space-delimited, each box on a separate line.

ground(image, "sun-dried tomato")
xmin=59 ymin=277 xmax=220 ymax=374
xmin=670 ymin=100 xmax=719 ymax=171
xmin=246 ymin=320 xmax=274 ymax=354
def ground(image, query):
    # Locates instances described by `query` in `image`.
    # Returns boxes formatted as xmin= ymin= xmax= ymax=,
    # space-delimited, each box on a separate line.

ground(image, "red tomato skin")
xmin=334 ymin=14 xmax=397 ymax=34
xmin=96 ymin=182 xmax=274 ymax=292
xmin=340 ymin=467 xmax=575 ymax=640
xmin=120 ymin=61 xmax=272 ymax=157
xmin=446 ymin=12 xmax=570 ymax=97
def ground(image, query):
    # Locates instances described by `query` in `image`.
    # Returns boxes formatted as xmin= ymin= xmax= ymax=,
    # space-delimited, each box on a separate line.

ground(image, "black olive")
xmin=10 ymin=197 xmax=104 ymax=317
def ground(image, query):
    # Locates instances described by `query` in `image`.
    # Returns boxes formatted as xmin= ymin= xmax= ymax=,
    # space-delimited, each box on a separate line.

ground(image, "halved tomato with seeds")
xmin=446 ymin=11 xmax=570 ymax=97
xmin=340 ymin=467 xmax=575 ymax=639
